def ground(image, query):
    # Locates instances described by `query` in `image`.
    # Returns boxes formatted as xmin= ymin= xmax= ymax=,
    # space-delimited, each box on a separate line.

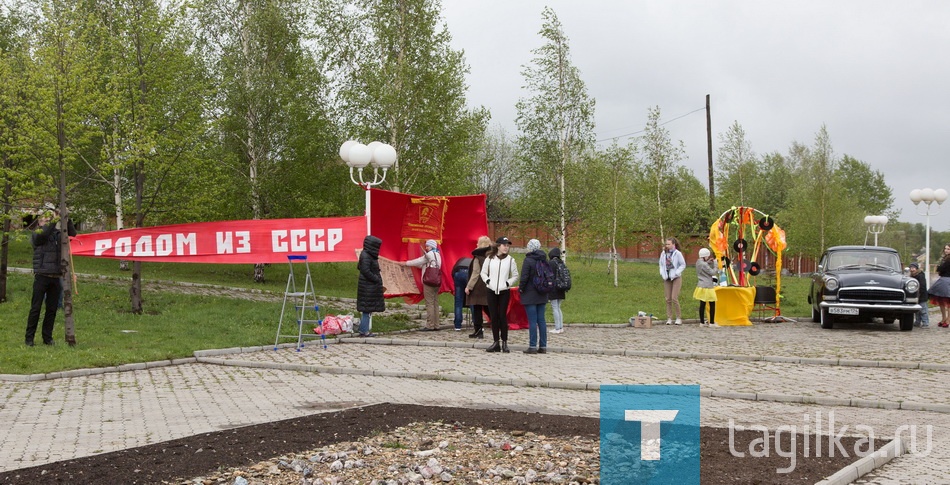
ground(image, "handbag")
xmin=423 ymin=265 xmax=441 ymax=287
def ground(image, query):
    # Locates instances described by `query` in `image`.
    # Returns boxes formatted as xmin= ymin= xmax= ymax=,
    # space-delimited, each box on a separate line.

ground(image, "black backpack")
xmin=532 ymin=258 xmax=556 ymax=293
xmin=552 ymin=258 xmax=572 ymax=291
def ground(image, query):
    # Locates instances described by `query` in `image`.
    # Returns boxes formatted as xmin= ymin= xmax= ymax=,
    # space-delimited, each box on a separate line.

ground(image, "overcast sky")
xmin=441 ymin=0 xmax=950 ymax=231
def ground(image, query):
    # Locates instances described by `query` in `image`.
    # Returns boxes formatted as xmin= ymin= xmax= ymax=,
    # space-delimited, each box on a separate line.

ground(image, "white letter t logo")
xmin=625 ymin=410 xmax=679 ymax=460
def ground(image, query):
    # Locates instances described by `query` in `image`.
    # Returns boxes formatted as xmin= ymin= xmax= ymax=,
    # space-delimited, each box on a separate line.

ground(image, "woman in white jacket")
xmin=658 ymin=237 xmax=687 ymax=325
xmin=480 ymin=236 xmax=519 ymax=353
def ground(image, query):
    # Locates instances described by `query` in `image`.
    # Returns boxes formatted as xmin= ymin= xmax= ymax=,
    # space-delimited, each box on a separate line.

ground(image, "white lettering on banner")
xmin=115 ymin=237 xmax=132 ymax=257
xmin=217 ymin=232 xmax=233 ymax=254
xmin=134 ymin=236 xmax=155 ymax=257
xmin=216 ymin=231 xmax=251 ymax=254
xmin=177 ymin=233 xmax=197 ymax=255
xmin=290 ymin=229 xmax=307 ymax=251
xmin=155 ymin=234 xmax=173 ymax=256
xmin=236 ymin=231 xmax=250 ymax=253
xmin=327 ymin=228 xmax=342 ymax=251
xmin=94 ymin=239 xmax=111 ymax=256
xmin=272 ymin=228 xmax=343 ymax=253
xmin=94 ymin=233 xmax=197 ymax=257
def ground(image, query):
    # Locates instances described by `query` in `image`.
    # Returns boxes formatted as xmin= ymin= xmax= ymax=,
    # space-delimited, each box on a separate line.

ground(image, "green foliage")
xmin=573 ymin=142 xmax=639 ymax=275
xmin=633 ymin=106 xmax=708 ymax=245
xmin=779 ymin=126 xmax=869 ymax=258
xmin=468 ymin=125 xmax=518 ymax=220
xmin=513 ymin=6 xmax=595 ymax=251
xmin=323 ymin=0 xmax=488 ymax=196
xmin=715 ymin=121 xmax=764 ymax=211
xmin=196 ymin=0 xmax=338 ymax=221
xmin=835 ymin=155 xmax=895 ymax=218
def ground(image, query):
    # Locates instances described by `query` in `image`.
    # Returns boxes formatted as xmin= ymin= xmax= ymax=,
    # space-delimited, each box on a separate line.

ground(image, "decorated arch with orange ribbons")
xmin=708 ymin=206 xmax=788 ymax=314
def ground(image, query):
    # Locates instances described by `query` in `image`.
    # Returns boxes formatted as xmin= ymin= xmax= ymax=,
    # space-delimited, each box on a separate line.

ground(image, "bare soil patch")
xmin=0 ymin=403 xmax=861 ymax=484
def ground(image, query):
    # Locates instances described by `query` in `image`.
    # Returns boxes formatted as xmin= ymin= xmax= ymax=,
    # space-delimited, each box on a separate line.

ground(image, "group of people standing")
xmin=355 ymin=234 xmax=570 ymax=348
xmin=464 ymin=236 xmax=568 ymax=354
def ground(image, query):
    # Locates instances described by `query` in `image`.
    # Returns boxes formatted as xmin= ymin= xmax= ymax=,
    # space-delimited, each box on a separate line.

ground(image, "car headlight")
xmin=906 ymin=279 xmax=919 ymax=293
xmin=825 ymin=277 xmax=839 ymax=292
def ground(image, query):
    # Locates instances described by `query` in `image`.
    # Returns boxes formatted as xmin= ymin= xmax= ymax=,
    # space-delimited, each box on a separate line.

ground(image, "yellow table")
xmin=713 ymin=286 xmax=756 ymax=326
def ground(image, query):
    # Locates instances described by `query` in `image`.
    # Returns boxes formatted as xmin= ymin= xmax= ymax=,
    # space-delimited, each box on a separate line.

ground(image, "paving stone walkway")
xmin=1 ymin=320 xmax=948 ymax=483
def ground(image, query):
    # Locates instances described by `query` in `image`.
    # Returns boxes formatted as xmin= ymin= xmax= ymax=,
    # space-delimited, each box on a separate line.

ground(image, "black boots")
xmin=486 ymin=340 xmax=509 ymax=353
xmin=469 ymin=328 xmax=484 ymax=339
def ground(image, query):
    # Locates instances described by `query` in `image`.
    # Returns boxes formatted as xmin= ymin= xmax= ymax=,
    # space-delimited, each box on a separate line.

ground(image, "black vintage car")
xmin=808 ymin=246 xmax=921 ymax=331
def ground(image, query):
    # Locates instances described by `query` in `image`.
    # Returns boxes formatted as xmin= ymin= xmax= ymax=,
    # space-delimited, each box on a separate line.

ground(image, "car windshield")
xmin=827 ymin=251 xmax=901 ymax=272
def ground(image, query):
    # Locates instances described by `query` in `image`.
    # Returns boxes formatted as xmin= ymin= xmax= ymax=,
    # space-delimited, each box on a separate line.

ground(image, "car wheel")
xmin=820 ymin=308 xmax=834 ymax=329
xmin=811 ymin=306 xmax=820 ymax=323
xmin=899 ymin=314 xmax=914 ymax=331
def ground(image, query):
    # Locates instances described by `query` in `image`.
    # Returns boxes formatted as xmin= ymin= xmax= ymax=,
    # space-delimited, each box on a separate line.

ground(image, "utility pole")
xmin=706 ymin=94 xmax=715 ymax=215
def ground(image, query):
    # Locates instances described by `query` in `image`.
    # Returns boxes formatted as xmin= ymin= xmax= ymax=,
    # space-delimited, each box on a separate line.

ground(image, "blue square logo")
xmin=600 ymin=385 xmax=700 ymax=484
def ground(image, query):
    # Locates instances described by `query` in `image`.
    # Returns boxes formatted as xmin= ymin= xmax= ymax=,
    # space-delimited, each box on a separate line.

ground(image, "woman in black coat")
xmin=357 ymin=235 xmax=384 ymax=337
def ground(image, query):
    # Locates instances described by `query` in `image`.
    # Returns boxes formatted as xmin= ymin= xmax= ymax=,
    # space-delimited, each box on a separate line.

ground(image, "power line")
xmin=595 ymin=106 xmax=706 ymax=143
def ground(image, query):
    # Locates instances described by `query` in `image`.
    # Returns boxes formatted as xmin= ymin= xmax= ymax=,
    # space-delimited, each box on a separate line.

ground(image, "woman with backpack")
xmin=548 ymin=247 xmax=570 ymax=334
xmin=480 ymin=236 xmax=519 ymax=353
xmin=519 ymin=239 xmax=550 ymax=354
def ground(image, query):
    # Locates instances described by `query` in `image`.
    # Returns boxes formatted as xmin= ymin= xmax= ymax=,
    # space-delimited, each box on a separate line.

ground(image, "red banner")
xmin=400 ymin=196 xmax=448 ymax=243
xmin=370 ymin=189 xmax=488 ymax=302
xmin=70 ymin=217 xmax=366 ymax=263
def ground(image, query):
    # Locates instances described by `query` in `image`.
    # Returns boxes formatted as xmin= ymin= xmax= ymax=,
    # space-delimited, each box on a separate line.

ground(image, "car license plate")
xmin=829 ymin=307 xmax=859 ymax=315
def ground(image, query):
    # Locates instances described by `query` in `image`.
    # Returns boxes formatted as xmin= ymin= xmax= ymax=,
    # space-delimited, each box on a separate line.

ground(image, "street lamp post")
xmin=910 ymin=187 xmax=948 ymax=287
xmin=340 ymin=141 xmax=398 ymax=235
xmin=863 ymin=215 xmax=888 ymax=246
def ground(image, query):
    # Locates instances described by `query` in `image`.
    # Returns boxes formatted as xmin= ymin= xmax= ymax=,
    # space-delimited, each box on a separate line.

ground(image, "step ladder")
xmin=274 ymin=255 xmax=326 ymax=351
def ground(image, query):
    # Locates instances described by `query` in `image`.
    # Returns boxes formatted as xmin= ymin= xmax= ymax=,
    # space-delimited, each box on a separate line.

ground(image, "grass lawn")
xmin=1 ymin=232 xmax=813 ymax=374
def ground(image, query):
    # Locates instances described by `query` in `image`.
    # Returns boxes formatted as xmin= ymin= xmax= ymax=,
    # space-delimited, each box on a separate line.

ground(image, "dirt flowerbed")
xmin=0 ymin=403 xmax=861 ymax=484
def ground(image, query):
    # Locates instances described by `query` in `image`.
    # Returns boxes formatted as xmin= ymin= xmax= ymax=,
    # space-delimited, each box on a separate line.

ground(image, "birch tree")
xmin=469 ymin=124 xmax=518 ymax=220
xmin=515 ymin=6 xmax=595 ymax=256
xmin=578 ymin=142 xmax=636 ymax=286
xmin=69 ymin=0 xmax=210 ymax=312
xmin=639 ymin=106 xmax=689 ymax=244
xmin=715 ymin=120 xmax=762 ymax=212
xmin=780 ymin=125 xmax=862 ymax=258
xmin=195 ymin=0 xmax=333 ymax=282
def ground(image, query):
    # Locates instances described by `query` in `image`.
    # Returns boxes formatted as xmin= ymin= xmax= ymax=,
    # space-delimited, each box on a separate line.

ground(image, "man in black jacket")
xmin=26 ymin=207 xmax=77 ymax=346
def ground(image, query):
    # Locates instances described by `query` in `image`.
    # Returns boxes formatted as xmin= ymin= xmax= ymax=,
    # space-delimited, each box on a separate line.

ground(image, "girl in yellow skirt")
xmin=694 ymin=248 xmax=718 ymax=327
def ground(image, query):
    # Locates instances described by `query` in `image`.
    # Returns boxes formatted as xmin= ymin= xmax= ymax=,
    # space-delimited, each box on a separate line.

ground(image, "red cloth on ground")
xmin=507 ymin=290 xmax=528 ymax=330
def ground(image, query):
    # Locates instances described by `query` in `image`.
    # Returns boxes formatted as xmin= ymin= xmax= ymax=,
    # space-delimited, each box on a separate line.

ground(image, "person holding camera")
xmin=658 ymin=237 xmax=686 ymax=325
xmin=26 ymin=205 xmax=77 ymax=347
xmin=694 ymin=248 xmax=719 ymax=327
